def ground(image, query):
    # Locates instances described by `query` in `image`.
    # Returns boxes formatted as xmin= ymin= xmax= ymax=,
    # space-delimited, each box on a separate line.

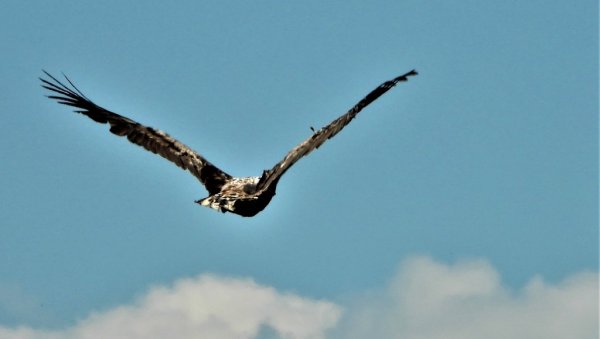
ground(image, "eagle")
xmin=41 ymin=70 xmax=417 ymax=217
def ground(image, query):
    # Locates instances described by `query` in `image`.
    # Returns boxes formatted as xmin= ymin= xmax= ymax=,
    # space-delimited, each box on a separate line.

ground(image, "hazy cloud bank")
xmin=1 ymin=257 xmax=597 ymax=339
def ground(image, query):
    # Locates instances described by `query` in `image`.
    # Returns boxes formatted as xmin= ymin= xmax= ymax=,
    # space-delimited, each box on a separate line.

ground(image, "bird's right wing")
xmin=41 ymin=71 xmax=232 ymax=195
xmin=257 ymin=70 xmax=417 ymax=192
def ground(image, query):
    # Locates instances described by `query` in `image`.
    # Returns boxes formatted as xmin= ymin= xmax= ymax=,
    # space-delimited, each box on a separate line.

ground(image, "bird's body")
xmin=41 ymin=70 xmax=417 ymax=217
xmin=197 ymin=176 xmax=271 ymax=217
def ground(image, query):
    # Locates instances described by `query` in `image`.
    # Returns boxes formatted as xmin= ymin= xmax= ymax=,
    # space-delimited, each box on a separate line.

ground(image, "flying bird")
xmin=41 ymin=70 xmax=417 ymax=217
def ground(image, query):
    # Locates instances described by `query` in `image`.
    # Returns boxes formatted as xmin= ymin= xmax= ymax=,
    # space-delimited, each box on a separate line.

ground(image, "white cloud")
xmin=0 ymin=275 xmax=341 ymax=339
xmin=0 ymin=257 xmax=597 ymax=339
xmin=332 ymin=256 xmax=599 ymax=339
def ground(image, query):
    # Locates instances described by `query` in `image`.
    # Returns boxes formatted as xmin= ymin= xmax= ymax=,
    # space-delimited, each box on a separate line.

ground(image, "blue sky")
xmin=0 ymin=1 xmax=597 ymax=338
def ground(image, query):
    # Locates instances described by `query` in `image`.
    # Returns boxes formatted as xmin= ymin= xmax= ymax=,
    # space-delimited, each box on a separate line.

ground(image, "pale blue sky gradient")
xmin=0 ymin=0 xmax=597 ymax=329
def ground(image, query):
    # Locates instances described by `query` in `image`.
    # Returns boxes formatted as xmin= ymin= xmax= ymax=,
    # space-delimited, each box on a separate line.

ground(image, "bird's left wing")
xmin=40 ymin=71 xmax=232 ymax=195
xmin=257 ymin=70 xmax=417 ymax=191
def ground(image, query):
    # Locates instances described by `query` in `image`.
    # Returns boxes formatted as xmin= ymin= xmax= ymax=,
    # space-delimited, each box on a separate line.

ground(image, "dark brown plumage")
xmin=41 ymin=69 xmax=417 ymax=216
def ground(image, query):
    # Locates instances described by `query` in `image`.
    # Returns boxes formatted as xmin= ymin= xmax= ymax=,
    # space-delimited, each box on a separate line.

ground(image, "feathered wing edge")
xmin=257 ymin=69 xmax=418 ymax=191
xmin=40 ymin=71 xmax=232 ymax=195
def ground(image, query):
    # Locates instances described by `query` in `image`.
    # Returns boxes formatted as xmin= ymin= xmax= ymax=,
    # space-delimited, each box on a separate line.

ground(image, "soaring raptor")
xmin=41 ymin=70 xmax=417 ymax=217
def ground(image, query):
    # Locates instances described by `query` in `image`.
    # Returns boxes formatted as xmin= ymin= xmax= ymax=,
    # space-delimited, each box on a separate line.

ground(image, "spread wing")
xmin=257 ymin=69 xmax=417 ymax=191
xmin=40 ymin=71 xmax=232 ymax=195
